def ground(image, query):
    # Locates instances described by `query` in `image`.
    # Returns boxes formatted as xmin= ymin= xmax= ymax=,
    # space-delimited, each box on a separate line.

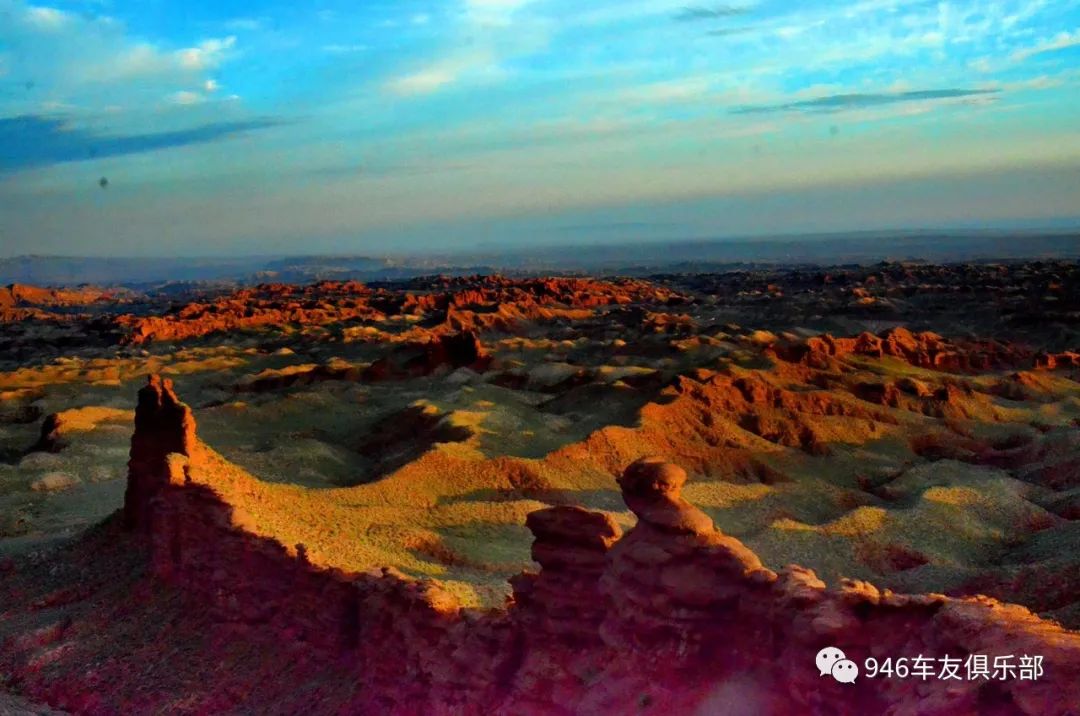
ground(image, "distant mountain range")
xmin=2 ymin=230 xmax=1077 ymax=287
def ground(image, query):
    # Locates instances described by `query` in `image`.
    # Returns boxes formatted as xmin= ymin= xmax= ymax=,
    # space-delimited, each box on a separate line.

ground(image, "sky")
xmin=0 ymin=0 xmax=1079 ymax=257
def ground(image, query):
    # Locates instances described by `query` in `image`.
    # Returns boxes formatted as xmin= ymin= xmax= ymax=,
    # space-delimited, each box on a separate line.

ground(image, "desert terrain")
xmin=1 ymin=261 xmax=1079 ymax=714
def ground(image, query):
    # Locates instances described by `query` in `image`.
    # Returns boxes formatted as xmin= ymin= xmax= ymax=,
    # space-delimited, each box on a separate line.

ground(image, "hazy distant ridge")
xmin=2 ymin=232 xmax=1077 ymax=286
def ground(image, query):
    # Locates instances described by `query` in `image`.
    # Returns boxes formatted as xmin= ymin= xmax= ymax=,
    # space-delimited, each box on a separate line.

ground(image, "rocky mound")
xmin=776 ymin=327 xmax=1038 ymax=373
xmin=393 ymin=275 xmax=684 ymax=309
xmin=362 ymin=330 xmax=491 ymax=381
xmin=110 ymin=277 xmax=683 ymax=345
xmin=113 ymin=282 xmax=383 ymax=344
xmin=0 ymin=284 xmax=115 ymax=309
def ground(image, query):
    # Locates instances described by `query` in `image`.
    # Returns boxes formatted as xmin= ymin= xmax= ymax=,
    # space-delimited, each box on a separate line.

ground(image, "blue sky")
xmin=1 ymin=0 xmax=1079 ymax=256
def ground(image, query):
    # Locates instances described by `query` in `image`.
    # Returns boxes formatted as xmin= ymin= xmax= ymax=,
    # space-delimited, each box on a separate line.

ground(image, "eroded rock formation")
xmin=110 ymin=382 xmax=1079 ymax=715
xmin=776 ymin=327 xmax=1040 ymax=373
xmin=510 ymin=505 xmax=621 ymax=642
xmin=362 ymin=329 xmax=492 ymax=381
xmin=0 ymin=284 xmax=114 ymax=308
xmin=123 ymin=375 xmax=197 ymax=532
xmin=108 ymin=277 xmax=682 ymax=346
xmin=602 ymin=457 xmax=776 ymax=651
xmin=114 ymin=283 xmax=383 ymax=345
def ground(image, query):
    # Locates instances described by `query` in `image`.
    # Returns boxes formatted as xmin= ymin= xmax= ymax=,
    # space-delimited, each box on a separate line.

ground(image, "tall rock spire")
xmin=124 ymin=375 xmax=197 ymax=532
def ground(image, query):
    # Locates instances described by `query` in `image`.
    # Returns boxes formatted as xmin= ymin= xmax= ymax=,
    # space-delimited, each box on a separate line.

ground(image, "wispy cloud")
xmin=1 ymin=0 xmax=243 ymax=107
xmin=176 ymin=36 xmax=236 ymax=71
xmin=1012 ymin=30 xmax=1080 ymax=62
xmin=168 ymin=90 xmax=204 ymax=105
xmin=309 ymin=161 xmax=476 ymax=179
xmin=0 ymin=115 xmax=283 ymax=171
xmin=2 ymin=0 xmax=1080 ymax=255
xmin=674 ymin=5 xmax=753 ymax=22
xmin=706 ymin=25 xmax=759 ymax=37
xmin=383 ymin=0 xmax=547 ymax=97
xmin=387 ymin=68 xmax=459 ymax=95
xmin=385 ymin=54 xmax=490 ymax=96
xmin=323 ymin=44 xmax=368 ymax=55
xmin=24 ymin=4 xmax=71 ymax=30
xmin=732 ymin=88 xmax=1000 ymax=115
xmin=223 ymin=17 xmax=266 ymax=32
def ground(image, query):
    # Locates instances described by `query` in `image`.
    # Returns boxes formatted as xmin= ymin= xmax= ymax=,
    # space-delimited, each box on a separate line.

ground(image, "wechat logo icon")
xmin=817 ymin=646 xmax=859 ymax=684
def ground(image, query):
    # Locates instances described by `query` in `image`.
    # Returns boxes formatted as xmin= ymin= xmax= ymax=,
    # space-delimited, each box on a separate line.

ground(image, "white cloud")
xmin=38 ymin=99 xmax=73 ymax=111
xmin=176 ymin=36 xmax=237 ymax=70
xmin=77 ymin=35 xmax=236 ymax=83
xmin=1012 ymin=30 xmax=1080 ymax=62
xmin=387 ymin=64 xmax=462 ymax=96
xmin=24 ymin=5 xmax=70 ymax=30
xmin=384 ymin=46 xmax=515 ymax=97
xmin=0 ymin=0 xmax=245 ymax=118
xmin=78 ymin=35 xmax=238 ymax=83
xmin=990 ymin=75 xmax=1068 ymax=92
xmin=616 ymin=77 xmax=714 ymax=103
xmin=382 ymin=0 xmax=548 ymax=97
xmin=90 ymin=43 xmax=171 ymax=81
xmin=169 ymin=90 xmax=204 ymax=105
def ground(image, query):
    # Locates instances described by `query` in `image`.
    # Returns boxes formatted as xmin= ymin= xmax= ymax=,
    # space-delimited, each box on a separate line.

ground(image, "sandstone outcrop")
xmin=777 ymin=327 xmax=1040 ymax=373
xmin=114 ymin=282 xmax=383 ymax=345
xmin=600 ymin=458 xmax=1080 ymax=715
xmin=601 ymin=457 xmax=776 ymax=651
xmin=123 ymin=375 xmax=197 ymax=532
xmin=233 ymin=359 xmax=363 ymax=392
xmin=0 ymin=283 xmax=124 ymax=327
xmin=510 ymin=505 xmax=621 ymax=642
xmin=105 ymin=389 xmax=1080 ymax=714
xmin=362 ymin=330 xmax=491 ymax=381
xmin=109 ymin=277 xmax=683 ymax=346
xmin=1035 ymin=351 xmax=1080 ymax=371
xmin=0 ymin=283 xmax=115 ymax=309
xmin=5 ymin=260 xmax=1080 ymax=714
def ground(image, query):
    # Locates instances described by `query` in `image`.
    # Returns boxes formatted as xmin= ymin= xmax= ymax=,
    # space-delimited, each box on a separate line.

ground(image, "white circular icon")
xmin=831 ymin=658 xmax=859 ymax=684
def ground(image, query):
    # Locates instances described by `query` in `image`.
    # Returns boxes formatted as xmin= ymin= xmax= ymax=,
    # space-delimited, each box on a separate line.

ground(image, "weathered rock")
xmin=9 ymin=314 xmax=1080 ymax=716
xmin=29 ymin=413 xmax=66 ymax=453
xmin=512 ymin=505 xmax=621 ymax=642
xmin=362 ymin=330 xmax=492 ymax=381
xmin=603 ymin=457 xmax=776 ymax=651
xmin=778 ymin=326 xmax=1043 ymax=375
xmin=123 ymin=375 xmax=196 ymax=532
xmin=29 ymin=472 xmax=80 ymax=492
